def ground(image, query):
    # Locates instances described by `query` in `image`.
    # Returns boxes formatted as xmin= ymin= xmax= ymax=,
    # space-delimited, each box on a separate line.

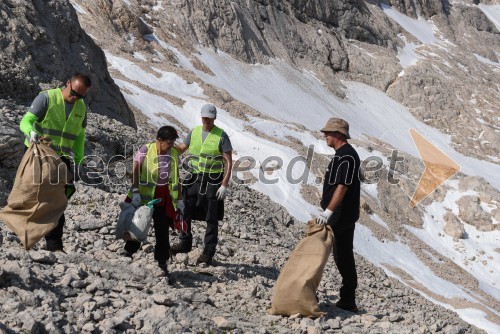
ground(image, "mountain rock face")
xmin=118 ymin=0 xmax=498 ymax=161
xmin=0 ymin=0 xmax=135 ymax=127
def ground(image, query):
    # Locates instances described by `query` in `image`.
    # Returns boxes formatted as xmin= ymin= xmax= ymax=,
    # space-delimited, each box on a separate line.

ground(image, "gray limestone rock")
xmin=0 ymin=0 xmax=135 ymax=127
xmin=443 ymin=211 xmax=466 ymax=239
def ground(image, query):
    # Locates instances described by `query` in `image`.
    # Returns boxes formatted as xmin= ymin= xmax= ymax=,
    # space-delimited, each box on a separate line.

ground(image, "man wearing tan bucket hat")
xmin=317 ymin=117 xmax=361 ymax=313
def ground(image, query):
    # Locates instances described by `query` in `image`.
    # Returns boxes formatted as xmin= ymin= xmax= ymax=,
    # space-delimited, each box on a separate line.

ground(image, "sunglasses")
xmin=69 ymin=82 xmax=87 ymax=99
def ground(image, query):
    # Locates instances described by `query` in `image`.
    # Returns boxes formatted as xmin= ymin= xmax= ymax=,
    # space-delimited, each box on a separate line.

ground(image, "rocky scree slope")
xmin=0 ymin=181 xmax=484 ymax=334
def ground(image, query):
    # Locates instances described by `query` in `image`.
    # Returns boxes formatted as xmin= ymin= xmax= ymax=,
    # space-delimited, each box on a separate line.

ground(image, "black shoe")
xmin=335 ymin=300 xmax=359 ymax=313
xmin=121 ymin=250 xmax=133 ymax=259
xmin=158 ymin=263 xmax=169 ymax=275
xmin=170 ymin=243 xmax=192 ymax=255
xmin=196 ymin=253 xmax=213 ymax=265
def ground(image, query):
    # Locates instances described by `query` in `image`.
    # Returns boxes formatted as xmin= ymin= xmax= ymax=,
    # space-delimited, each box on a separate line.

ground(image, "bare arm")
xmin=222 ymin=151 xmax=233 ymax=187
xmin=175 ymin=142 xmax=188 ymax=154
xmin=326 ymin=184 xmax=348 ymax=212
xmin=132 ymin=161 xmax=140 ymax=190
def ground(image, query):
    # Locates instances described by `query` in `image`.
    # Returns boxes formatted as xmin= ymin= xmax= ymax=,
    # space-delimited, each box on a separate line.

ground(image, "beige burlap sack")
xmin=269 ymin=220 xmax=334 ymax=317
xmin=0 ymin=142 xmax=68 ymax=249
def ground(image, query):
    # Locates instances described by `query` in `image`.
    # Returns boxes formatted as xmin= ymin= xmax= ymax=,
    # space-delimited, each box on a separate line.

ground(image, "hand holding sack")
xmin=29 ymin=130 xmax=39 ymax=144
xmin=316 ymin=209 xmax=333 ymax=225
xmin=131 ymin=192 xmax=141 ymax=207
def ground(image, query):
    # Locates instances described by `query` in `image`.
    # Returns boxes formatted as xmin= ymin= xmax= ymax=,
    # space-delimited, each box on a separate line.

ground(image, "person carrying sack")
xmin=316 ymin=118 xmax=361 ymax=313
xmin=16 ymin=73 xmax=92 ymax=252
xmin=170 ymin=104 xmax=233 ymax=266
xmin=121 ymin=126 xmax=182 ymax=279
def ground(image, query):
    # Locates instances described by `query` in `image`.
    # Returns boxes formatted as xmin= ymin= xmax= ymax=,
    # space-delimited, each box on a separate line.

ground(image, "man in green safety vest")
xmin=171 ymin=104 xmax=233 ymax=265
xmin=19 ymin=73 xmax=92 ymax=252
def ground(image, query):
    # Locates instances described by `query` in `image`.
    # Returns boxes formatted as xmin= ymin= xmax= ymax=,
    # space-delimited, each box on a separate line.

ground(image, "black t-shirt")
xmin=321 ymin=143 xmax=360 ymax=228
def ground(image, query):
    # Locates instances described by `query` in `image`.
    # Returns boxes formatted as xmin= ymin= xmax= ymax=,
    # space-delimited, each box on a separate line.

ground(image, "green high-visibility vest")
xmin=189 ymin=125 xmax=224 ymax=174
xmin=25 ymin=88 xmax=86 ymax=156
xmin=128 ymin=143 xmax=179 ymax=208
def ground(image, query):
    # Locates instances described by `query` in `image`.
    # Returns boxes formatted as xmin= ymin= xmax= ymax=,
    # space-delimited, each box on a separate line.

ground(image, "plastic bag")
xmin=128 ymin=199 xmax=161 ymax=242
xmin=115 ymin=202 xmax=136 ymax=240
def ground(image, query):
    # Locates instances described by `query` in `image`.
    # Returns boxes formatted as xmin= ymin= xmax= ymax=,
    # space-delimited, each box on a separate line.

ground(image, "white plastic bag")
xmin=128 ymin=199 xmax=161 ymax=242
xmin=116 ymin=202 xmax=136 ymax=240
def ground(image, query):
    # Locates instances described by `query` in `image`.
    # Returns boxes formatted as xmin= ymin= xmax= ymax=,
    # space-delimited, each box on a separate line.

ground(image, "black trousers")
xmin=45 ymin=155 xmax=72 ymax=251
xmin=124 ymin=205 xmax=172 ymax=265
xmin=179 ymin=173 xmax=223 ymax=258
xmin=330 ymin=223 xmax=357 ymax=305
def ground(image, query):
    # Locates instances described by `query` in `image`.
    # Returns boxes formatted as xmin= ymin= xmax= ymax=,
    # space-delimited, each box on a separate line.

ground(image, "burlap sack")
xmin=269 ymin=220 xmax=334 ymax=317
xmin=0 ymin=142 xmax=68 ymax=249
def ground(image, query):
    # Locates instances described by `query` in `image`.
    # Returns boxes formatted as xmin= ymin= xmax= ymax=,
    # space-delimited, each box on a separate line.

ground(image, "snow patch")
xmin=369 ymin=213 xmax=389 ymax=229
xmin=133 ymin=52 xmax=147 ymax=61
xmin=474 ymin=53 xmax=500 ymax=69
xmin=70 ymin=1 xmax=87 ymax=14
xmin=105 ymin=52 xmax=205 ymax=99
xmin=381 ymin=4 xmax=437 ymax=44
xmin=478 ymin=4 xmax=500 ymax=31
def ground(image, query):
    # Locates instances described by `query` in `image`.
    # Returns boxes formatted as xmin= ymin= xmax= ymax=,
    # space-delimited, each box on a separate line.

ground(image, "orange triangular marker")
xmin=409 ymin=129 xmax=460 ymax=208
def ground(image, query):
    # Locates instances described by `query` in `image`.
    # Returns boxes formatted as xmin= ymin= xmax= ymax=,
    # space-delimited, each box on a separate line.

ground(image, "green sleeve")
xmin=19 ymin=112 xmax=39 ymax=136
xmin=73 ymin=129 xmax=85 ymax=165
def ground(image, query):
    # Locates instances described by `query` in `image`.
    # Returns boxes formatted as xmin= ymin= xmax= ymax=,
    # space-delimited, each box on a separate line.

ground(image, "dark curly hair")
xmin=157 ymin=125 xmax=179 ymax=141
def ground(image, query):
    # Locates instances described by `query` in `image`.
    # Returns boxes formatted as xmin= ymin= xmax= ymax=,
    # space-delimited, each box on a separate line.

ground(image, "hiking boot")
xmin=335 ymin=300 xmax=359 ymax=313
xmin=170 ymin=243 xmax=192 ymax=256
xmin=196 ymin=253 xmax=213 ymax=266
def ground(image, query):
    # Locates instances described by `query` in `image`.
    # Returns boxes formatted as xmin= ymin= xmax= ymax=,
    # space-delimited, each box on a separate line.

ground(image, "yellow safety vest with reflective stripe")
xmin=128 ymin=143 xmax=179 ymax=208
xmin=25 ymin=88 xmax=86 ymax=156
xmin=188 ymin=126 xmax=224 ymax=174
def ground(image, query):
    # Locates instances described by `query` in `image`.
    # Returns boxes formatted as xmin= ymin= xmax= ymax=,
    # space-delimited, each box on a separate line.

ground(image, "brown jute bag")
xmin=269 ymin=220 xmax=334 ymax=317
xmin=0 ymin=142 xmax=68 ymax=249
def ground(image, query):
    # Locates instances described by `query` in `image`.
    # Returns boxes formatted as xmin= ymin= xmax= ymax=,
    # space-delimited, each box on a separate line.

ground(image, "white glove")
xmin=316 ymin=209 xmax=333 ymax=225
xmin=131 ymin=193 xmax=141 ymax=207
xmin=216 ymin=185 xmax=228 ymax=200
xmin=29 ymin=131 xmax=39 ymax=144
xmin=177 ymin=200 xmax=185 ymax=214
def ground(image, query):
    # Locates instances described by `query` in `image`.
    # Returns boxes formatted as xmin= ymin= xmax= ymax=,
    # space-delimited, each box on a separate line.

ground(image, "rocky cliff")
xmin=0 ymin=0 xmax=135 ymax=126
